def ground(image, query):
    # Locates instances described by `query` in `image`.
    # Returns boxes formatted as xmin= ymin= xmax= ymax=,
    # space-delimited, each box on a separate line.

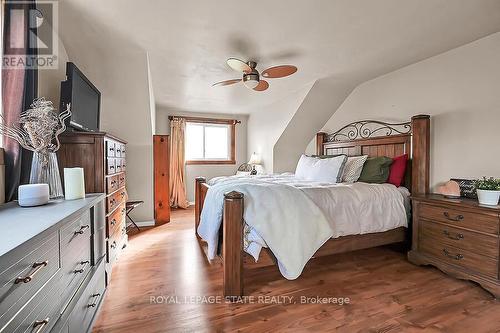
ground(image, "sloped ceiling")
xmin=57 ymin=0 xmax=500 ymax=115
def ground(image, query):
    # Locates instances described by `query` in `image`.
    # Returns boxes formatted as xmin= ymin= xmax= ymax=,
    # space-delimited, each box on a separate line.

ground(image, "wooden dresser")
xmin=408 ymin=194 xmax=499 ymax=297
xmin=58 ymin=131 xmax=128 ymax=280
xmin=0 ymin=194 xmax=106 ymax=333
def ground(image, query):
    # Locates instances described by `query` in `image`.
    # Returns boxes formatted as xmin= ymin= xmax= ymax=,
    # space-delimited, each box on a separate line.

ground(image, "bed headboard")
xmin=316 ymin=115 xmax=430 ymax=194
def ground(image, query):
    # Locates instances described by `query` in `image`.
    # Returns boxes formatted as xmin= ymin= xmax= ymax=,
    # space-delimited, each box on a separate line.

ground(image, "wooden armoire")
xmin=57 ymin=131 xmax=128 ymax=280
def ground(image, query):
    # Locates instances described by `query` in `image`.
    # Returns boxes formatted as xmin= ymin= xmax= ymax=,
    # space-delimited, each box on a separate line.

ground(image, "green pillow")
xmin=358 ymin=156 xmax=393 ymax=184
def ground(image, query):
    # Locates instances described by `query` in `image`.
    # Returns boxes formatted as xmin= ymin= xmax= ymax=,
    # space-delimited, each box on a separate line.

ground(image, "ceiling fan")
xmin=212 ymin=58 xmax=297 ymax=92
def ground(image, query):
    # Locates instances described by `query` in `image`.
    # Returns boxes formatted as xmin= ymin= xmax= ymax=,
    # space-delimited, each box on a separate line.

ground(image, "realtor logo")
xmin=3 ymin=0 xmax=58 ymax=69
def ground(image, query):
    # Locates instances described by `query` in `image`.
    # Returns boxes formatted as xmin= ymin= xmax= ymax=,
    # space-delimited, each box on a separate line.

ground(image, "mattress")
xmin=207 ymin=174 xmax=409 ymax=259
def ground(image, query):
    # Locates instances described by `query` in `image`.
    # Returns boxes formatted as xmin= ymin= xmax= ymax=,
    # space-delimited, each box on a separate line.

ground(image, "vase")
xmin=29 ymin=152 xmax=64 ymax=199
xmin=476 ymin=189 xmax=500 ymax=206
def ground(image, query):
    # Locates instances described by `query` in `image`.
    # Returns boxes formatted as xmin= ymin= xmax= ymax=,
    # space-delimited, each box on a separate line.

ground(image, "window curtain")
xmin=169 ymin=118 xmax=189 ymax=209
xmin=1 ymin=0 xmax=38 ymax=201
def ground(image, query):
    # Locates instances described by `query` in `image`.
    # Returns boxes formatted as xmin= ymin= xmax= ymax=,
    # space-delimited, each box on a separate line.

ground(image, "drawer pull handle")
xmin=443 ymin=248 xmax=463 ymax=260
xmin=75 ymin=224 xmax=90 ymax=235
xmin=15 ymin=261 xmax=49 ymax=284
xmin=443 ymin=212 xmax=464 ymax=222
xmin=74 ymin=260 xmax=90 ymax=274
xmin=88 ymin=293 xmax=102 ymax=308
xmin=33 ymin=318 xmax=50 ymax=333
xmin=110 ymin=219 xmax=117 ymax=226
xmin=442 ymin=230 xmax=464 ymax=240
xmin=110 ymin=241 xmax=117 ymax=249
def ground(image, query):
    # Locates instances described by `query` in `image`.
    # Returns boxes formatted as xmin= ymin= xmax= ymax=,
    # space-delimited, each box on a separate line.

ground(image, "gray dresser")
xmin=0 ymin=194 xmax=106 ymax=333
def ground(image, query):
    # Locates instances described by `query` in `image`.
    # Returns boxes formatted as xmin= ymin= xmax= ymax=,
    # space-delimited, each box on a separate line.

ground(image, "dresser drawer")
xmin=107 ymin=189 xmax=126 ymax=213
xmin=420 ymin=237 xmax=499 ymax=279
xmin=106 ymin=140 xmax=115 ymax=157
xmin=60 ymin=217 xmax=92 ymax=309
xmin=116 ymin=159 xmax=123 ymax=173
xmin=106 ymin=191 xmax=120 ymax=212
xmin=0 ymin=233 xmax=59 ymax=331
xmin=61 ymin=210 xmax=91 ymax=241
xmin=106 ymin=158 xmax=116 ymax=175
xmin=419 ymin=203 xmax=499 ymax=235
xmin=1 ymin=272 xmax=61 ymax=333
xmin=420 ymin=220 xmax=499 ymax=259
xmin=115 ymin=144 xmax=122 ymax=158
xmin=106 ymin=175 xmax=119 ymax=194
xmin=68 ymin=261 xmax=105 ymax=333
xmin=118 ymin=173 xmax=126 ymax=188
xmin=106 ymin=203 xmax=126 ymax=238
xmin=120 ymin=144 xmax=126 ymax=158
xmin=92 ymin=227 xmax=106 ymax=266
xmin=116 ymin=187 xmax=127 ymax=206
xmin=107 ymin=227 xmax=125 ymax=265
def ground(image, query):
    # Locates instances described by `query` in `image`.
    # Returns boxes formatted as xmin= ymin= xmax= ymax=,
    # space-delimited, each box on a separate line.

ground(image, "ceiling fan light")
xmin=243 ymin=73 xmax=259 ymax=89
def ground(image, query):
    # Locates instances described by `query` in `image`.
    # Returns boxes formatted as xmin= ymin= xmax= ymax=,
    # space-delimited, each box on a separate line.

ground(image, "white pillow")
xmin=342 ymin=155 xmax=368 ymax=183
xmin=295 ymin=154 xmax=347 ymax=183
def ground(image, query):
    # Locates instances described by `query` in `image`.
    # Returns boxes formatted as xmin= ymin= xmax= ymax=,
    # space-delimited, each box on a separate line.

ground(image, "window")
xmin=184 ymin=118 xmax=236 ymax=165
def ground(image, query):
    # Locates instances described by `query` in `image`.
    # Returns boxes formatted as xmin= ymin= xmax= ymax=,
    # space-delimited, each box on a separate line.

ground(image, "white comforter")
xmin=197 ymin=174 xmax=410 ymax=280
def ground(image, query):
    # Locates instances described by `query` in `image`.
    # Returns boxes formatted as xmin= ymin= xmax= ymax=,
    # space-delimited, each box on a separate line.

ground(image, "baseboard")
xmin=135 ymin=220 xmax=155 ymax=227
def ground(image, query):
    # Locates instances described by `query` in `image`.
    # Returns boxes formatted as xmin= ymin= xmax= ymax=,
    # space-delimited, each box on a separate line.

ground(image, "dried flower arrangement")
xmin=0 ymin=98 xmax=71 ymax=199
xmin=0 ymin=98 xmax=71 ymax=165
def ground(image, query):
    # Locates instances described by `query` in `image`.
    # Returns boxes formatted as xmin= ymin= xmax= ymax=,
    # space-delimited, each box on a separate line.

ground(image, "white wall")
xmin=308 ymin=32 xmax=500 ymax=190
xmin=247 ymin=83 xmax=313 ymax=173
xmin=273 ymin=77 xmax=357 ymax=172
xmin=37 ymin=22 xmax=69 ymax=104
xmin=156 ymin=108 xmax=248 ymax=203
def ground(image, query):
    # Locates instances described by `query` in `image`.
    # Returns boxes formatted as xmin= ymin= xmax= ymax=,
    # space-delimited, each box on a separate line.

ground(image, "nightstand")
xmin=408 ymin=194 xmax=499 ymax=297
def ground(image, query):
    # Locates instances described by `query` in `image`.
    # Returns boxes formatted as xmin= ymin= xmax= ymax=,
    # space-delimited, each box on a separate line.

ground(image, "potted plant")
xmin=475 ymin=177 xmax=500 ymax=206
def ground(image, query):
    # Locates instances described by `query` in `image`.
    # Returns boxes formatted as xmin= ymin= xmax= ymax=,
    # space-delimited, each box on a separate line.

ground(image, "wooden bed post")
xmin=316 ymin=132 xmax=327 ymax=155
xmin=194 ymin=177 xmax=206 ymax=238
xmin=411 ymin=115 xmax=430 ymax=195
xmin=223 ymin=191 xmax=244 ymax=298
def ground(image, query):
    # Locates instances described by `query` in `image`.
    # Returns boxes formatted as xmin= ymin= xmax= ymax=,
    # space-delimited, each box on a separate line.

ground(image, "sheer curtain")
xmin=169 ymin=118 xmax=189 ymax=209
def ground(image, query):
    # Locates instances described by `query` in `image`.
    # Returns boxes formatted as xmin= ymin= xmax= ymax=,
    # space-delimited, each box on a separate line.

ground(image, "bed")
xmin=195 ymin=115 xmax=430 ymax=297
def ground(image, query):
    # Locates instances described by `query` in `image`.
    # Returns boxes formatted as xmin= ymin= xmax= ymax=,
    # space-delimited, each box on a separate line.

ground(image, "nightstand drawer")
xmin=420 ymin=203 xmax=499 ymax=235
xmin=420 ymin=220 xmax=499 ymax=259
xmin=420 ymin=238 xmax=498 ymax=279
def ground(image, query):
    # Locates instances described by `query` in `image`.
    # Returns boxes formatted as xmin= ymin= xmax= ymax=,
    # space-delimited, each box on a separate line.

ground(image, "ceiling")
xmin=58 ymin=0 xmax=500 ymax=114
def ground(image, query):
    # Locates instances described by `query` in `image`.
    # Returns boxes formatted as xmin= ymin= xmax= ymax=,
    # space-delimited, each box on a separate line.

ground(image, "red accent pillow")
xmin=387 ymin=154 xmax=408 ymax=187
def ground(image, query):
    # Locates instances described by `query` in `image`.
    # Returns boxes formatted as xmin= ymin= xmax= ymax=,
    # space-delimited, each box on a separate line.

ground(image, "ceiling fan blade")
xmin=261 ymin=65 xmax=297 ymax=78
xmin=226 ymin=58 xmax=252 ymax=74
xmin=212 ymin=79 xmax=241 ymax=87
xmin=253 ymin=80 xmax=269 ymax=91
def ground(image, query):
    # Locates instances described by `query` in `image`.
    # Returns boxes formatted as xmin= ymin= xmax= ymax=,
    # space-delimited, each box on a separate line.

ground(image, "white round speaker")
xmin=18 ymin=184 xmax=49 ymax=207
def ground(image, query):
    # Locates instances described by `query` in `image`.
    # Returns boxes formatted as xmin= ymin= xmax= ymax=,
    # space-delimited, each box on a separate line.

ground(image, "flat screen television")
xmin=60 ymin=62 xmax=101 ymax=132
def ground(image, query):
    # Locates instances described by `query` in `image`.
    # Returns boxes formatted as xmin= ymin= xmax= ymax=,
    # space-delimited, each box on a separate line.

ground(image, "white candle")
xmin=64 ymin=168 xmax=85 ymax=200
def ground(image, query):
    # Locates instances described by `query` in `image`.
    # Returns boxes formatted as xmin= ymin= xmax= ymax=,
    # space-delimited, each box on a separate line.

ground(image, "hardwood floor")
xmin=93 ymin=207 xmax=500 ymax=333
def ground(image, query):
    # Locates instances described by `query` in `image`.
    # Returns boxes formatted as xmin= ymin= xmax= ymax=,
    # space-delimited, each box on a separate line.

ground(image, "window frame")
xmin=183 ymin=117 xmax=236 ymax=165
